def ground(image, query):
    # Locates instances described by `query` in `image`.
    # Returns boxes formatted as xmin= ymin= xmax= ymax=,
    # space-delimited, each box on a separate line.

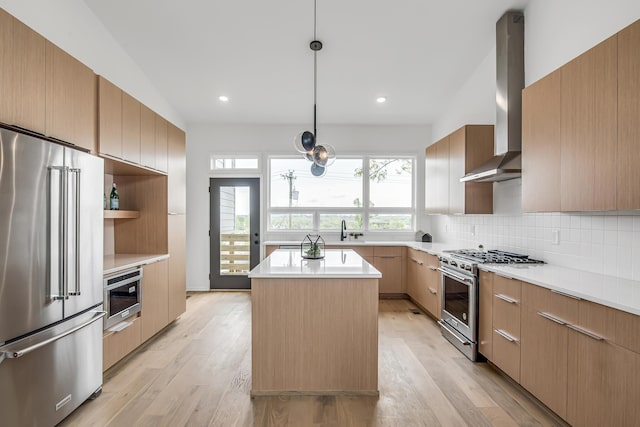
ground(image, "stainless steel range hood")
xmin=461 ymin=11 xmax=524 ymax=183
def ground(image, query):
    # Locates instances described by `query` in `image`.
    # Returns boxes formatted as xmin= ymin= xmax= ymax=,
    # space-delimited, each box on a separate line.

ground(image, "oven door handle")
xmin=437 ymin=267 xmax=473 ymax=285
xmin=438 ymin=320 xmax=471 ymax=346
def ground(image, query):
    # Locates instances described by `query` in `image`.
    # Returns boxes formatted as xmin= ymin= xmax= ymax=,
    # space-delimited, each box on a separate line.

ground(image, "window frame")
xmin=267 ymin=154 xmax=416 ymax=233
xmin=209 ymin=154 xmax=261 ymax=172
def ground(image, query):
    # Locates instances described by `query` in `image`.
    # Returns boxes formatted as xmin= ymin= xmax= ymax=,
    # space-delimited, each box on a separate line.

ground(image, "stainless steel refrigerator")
xmin=0 ymin=126 xmax=105 ymax=426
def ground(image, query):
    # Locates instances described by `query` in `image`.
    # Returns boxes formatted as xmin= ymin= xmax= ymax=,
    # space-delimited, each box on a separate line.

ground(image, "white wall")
xmin=186 ymin=123 xmax=432 ymax=290
xmin=0 ymin=0 xmax=184 ymax=129
xmin=426 ymin=0 xmax=640 ymax=280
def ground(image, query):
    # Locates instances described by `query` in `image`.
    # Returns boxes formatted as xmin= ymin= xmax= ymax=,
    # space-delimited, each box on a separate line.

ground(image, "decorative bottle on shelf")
xmin=103 ymin=192 xmax=106 ymax=210
xmin=109 ymin=183 xmax=119 ymax=210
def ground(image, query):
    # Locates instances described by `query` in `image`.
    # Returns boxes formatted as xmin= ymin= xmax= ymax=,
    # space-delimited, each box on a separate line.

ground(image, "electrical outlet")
xmin=552 ymin=229 xmax=559 ymax=245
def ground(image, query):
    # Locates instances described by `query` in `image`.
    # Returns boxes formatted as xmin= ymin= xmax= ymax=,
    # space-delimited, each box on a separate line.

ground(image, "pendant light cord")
xmin=313 ymin=0 xmax=317 ymax=138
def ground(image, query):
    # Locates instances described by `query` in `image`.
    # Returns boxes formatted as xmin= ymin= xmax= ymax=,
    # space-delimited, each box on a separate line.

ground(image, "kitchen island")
xmin=248 ymin=249 xmax=381 ymax=396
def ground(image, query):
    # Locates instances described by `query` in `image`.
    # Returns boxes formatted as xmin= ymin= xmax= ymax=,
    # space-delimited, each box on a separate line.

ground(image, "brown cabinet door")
xmin=155 ymin=114 xmax=168 ymax=173
xmin=98 ymin=76 xmax=122 ymax=158
xmin=0 ymin=12 xmax=46 ymax=133
xmin=140 ymin=260 xmax=169 ymax=342
xmin=462 ymin=125 xmax=493 ymax=214
xmin=522 ymin=71 xmax=562 ymax=212
xmin=448 ymin=127 xmax=465 ymax=214
xmin=560 ymin=35 xmax=617 ymax=211
xmin=122 ymin=92 xmax=141 ymax=164
xmin=425 ymin=141 xmax=440 ymax=213
xmin=478 ymin=270 xmax=493 ymax=359
xmin=45 ymin=42 xmax=97 ymax=152
xmin=567 ymin=322 xmax=640 ymax=427
xmin=140 ymin=104 xmax=156 ymax=169
xmin=520 ymin=283 xmax=578 ymax=419
xmin=426 ymin=137 xmax=450 ymax=214
xmin=168 ymin=215 xmax=186 ymax=321
xmin=406 ymin=250 xmax=419 ymax=299
xmin=617 ymin=19 xmax=640 ymax=210
xmin=374 ymin=255 xmax=403 ymax=294
xmin=422 ymin=261 xmax=440 ymax=319
xmin=102 ymin=315 xmax=141 ymax=371
xmin=168 ymin=123 xmax=186 ymax=214
xmin=491 ymin=275 xmax=522 ymax=382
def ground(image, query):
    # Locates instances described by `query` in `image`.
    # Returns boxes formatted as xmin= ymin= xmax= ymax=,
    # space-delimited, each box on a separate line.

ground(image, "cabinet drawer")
xmin=373 ymin=246 xmax=402 ymax=257
xmin=424 ymin=253 xmax=439 ymax=268
xmin=521 ymin=282 xmax=578 ymax=324
xmin=492 ymin=326 xmax=521 ymax=382
xmin=103 ymin=315 xmax=141 ymax=371
xmin=493 ymin=274 xmax=521 ymax=302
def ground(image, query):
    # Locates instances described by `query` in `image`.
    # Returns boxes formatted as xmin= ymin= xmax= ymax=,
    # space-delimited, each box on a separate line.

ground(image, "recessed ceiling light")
xmin=219 ymin=95 xmax=229 ymax=102
xmin=376 ymin=97 xmax=387 ymax=103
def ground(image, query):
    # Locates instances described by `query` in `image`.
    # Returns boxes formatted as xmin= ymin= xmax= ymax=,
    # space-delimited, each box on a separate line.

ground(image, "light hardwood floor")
xmin=61 ymin=292 xmax=566 ymax=427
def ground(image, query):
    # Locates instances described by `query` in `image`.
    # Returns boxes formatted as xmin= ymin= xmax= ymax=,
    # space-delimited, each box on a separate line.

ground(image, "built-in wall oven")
xmin=103 ymin=268 xmax=143 ymax=330
xmin=437 ymin=259 xmax=478 ymax=361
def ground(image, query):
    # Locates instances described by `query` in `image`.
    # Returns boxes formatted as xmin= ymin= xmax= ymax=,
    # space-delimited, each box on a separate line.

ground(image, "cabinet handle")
xmin=495 ymin=329 xmax=518 ymax=343
xmin=495 ymin=273 xmax=515 ymax=280
xmin=410 ymin=258 xmax=418 ymax=264
xmin=428 ymin=266 xmax=438 ymax=271
xmin=378 ymin=256 xmax=396 ymax=259
xmin=537 ymin=311 xmax=566 ymax=325
xmin=416 ymin=260 xmax=424 ymax=265
xmin=550 ymin=289 xmax=581 ymax=300
xmin=428 ymin=287 xmax=437 ymax=295
xmin=495 ymin=294 xmax=518 ymax=304
xmin=566 ymin=324 xmax=604 ymax=341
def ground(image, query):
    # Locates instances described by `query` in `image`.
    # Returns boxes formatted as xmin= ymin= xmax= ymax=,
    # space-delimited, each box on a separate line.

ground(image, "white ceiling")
xmin=84 ymin=0 xmax=529 ymax=125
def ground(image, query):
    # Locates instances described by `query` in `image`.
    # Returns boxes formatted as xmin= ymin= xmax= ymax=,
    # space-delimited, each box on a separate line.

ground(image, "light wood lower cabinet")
xmin=168 ymin=215 xmax=186 ymax=321
xmin=478 ymin=270 xmax=493 ymax=359
xmin=140 ymin=260 xmax=169 ymax=342
xmin=491 ymin=274 xmax=522 ymax=382
xmin=406 ymin=249 xmax=440 ymax=319
xmin=520 ymin=283 xmax=578 ymax=419
xmin=373 ymin=246 xmax=404 ymax=294
xmin=103 ymin=315 xmax=141 ymax=371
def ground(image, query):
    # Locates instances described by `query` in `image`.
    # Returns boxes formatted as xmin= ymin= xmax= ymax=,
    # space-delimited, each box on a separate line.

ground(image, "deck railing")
xmin=220 ymin=233 xmax=250 ymax=275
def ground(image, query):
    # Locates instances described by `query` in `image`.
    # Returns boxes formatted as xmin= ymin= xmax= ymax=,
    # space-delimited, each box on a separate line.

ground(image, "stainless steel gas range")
xmin=437 ymin=249 xmax=543 ymax=361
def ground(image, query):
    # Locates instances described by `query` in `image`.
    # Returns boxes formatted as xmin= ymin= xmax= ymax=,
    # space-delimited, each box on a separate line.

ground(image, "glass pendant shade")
xmin=294 ymin=131 xmax=316 ymax=154
xmin=310 ymin=162 xmax=326 ymax=177
xmin=312 ymin=144 xmax=336 ymax=167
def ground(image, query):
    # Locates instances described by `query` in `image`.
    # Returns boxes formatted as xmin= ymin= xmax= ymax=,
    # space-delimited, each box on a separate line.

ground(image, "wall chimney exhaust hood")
xmin=461 ymin=11 xmax=524 ymax=183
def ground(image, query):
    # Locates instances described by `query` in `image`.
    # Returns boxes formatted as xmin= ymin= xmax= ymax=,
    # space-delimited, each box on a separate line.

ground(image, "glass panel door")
xmin=210 ymin=178 xmax=260 ymax=289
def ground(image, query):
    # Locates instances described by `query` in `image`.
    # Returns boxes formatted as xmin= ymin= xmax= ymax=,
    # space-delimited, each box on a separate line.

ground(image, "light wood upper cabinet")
xmin=0 ymin=11 xmax=46 ymax=134
xmin=522 ymin=70 xmax=562 ymax=212
xmin=98 ymin=76 xmax=122 ymax=158
xmin=155 ymin=114 xmax=168 ymax=173
xmin=425 ymin=136 xmax=450 ymax=214
xmin=426 ymin=125 xmax=493 ymax=215
xmin=122 ymin=92 xmax=141 ymax=164
xmin=560 ymin=35 xmax=617 ymax=211
xmin=448 ymin=125 xmax=494 ymax=214
xmin=140 ymin=104 xmax=156 ymax=169
xmin=617 ymin=19 xmax=640 ymax=210
xmin=45 ymin=41 xmax=97 ymax=152
xmin=167 ymin=123 xmax=186 ymax=214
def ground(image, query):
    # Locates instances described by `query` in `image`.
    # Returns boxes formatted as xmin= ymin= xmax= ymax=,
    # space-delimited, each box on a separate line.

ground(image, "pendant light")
xmin=293 ymin=0 xmax=336 ymax=177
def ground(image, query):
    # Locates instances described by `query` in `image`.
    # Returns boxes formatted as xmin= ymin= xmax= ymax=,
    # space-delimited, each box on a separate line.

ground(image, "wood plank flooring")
xmin=60 ymin=293 xmax=566 ymax=427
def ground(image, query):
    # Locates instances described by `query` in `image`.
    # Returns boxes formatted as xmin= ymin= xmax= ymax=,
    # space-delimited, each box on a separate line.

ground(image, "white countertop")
xmin=249 ymin=249 xmax=381 ymax=279
xmin=264 ymin=241 xmax=640 ymax=315
xmin=104 ymin=253 xmax=170 ymax=276
xmin=479 ymin=263 xmax=640 ymax=316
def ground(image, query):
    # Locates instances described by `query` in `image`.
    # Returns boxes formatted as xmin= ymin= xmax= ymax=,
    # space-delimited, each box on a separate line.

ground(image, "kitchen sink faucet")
xmin=340 ymin=220 xmax=347 ymax=241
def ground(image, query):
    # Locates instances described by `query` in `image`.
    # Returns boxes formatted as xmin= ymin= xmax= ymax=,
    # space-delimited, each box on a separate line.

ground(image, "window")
xmin=210 ymin=156 xmax=259 ymax=171
xmin=268 ymin=156 xmax=415 ymax=231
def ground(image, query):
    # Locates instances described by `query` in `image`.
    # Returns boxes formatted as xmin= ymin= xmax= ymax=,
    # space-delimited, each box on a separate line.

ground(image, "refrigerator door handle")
xmin=68 ymin=168 xmax=81 ymax=296
xmin=0 ymin=311 xmax=106 ymax=365
xmin=48 ymin=166 xmax=66 ymax=301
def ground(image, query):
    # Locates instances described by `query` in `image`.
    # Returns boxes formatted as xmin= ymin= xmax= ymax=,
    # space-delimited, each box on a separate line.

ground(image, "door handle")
xmin=69 ymin=168 xmax=81 ymax=296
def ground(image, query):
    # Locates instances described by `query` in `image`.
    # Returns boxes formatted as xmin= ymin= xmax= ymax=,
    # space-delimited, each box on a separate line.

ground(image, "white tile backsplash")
xmin=431 ymin=212 xmax=640 ymax=281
